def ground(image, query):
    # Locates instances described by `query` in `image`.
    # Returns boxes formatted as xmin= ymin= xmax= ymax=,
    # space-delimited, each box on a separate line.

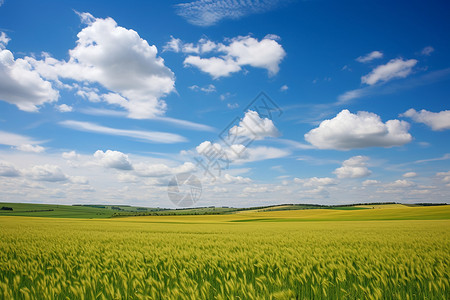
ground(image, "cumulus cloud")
xmin=0 ymin=161 xmax=20 ymax=177
xmin=0 ymin=34 xmax=59 ymax=111
xmin=361 ymin=58 xmax=417 ymax=85
xmin=280 ymin=85 xmax=288 ymax=92
xmin=229 ymin=110 xmax=280 ymax=141
xmin=94 ymin=150 xmax=133 ymax=170
xmin=334 ymin=156 xmax=371 ymax=179
xmin=175 ymin=0 xmax=289 ymax=26
xmin=62 ymin=150 xmax=81 ymax=160
xmin=222 ymin=173 xmax=252 ymax=184
xmin=356 ymin=51 xmax=383 ymax=63
xmin=403 ymin=172 xmax=417 ymax=178
xmin=401 ymin=109 xmax=450 ymax=131
xmin=27 ymin=13 xmax=175 ymax=119
xmin=436 ymin=171 xmax=450 ymax=186
xmin=57 ymin=104 xmax=73 ymax=112
xmin=27 ymin=165 xmax=68 ymax=182
xmin=304 ymin=109 xmax=412 ymax=150
xmin=183 ymin=35 xmax=285 ymax=78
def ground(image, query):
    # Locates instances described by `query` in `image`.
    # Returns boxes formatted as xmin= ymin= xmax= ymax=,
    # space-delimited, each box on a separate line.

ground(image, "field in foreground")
xmin=0 ymin=206 xmax=449 ymax=299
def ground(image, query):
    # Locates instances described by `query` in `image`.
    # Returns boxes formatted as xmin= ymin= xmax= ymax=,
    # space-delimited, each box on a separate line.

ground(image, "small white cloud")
xmin=227 ymin=103 xmax=239 ymax=109
xmin=222 ymin=174 xmax=252 ymax=184
xmin=334 ymin=156 xmax=371 ymax=179
xmin=305 ymin=109 xmax=412 ymax=150
xmin=15 ymin=144 xmax=45 ymax=153
xmin=57 ymin=104 xmax=73 ymax=112
xmin=189 ymin=84 xmax=216 ymax=93
xmin=229 ymin=110 xmax=280 ymax=140
xmin=361 ymin=58 xmax=417 ymax=85
xmin=134 ymin=162 xmax=195 ymax=177
xmin=163 ymin=36 xmax=182 ymax=53
xmin=0 ymin=32 xmax=10 ymax=47
xmin=362 ymin=179 xmax=380 ymax=186
xmin=94 ymin=150 xmax=133 ymax=170
xmin=280 ymin=85 xmax=288 ymax=92
xmin=421 ymin=46 xmax=434 ymax=56
xmin=294 ymin=177 xmax=337 ymax=187
xmin=62 ymin=150 xmax=80 ymax=160
xmin=403 ymin=172 xmax=417 ymax=178
xmin=70 ymin=176 xmax=89 ymax=185
xmin=401 ymin=109 xmax=450 ymax=131
xmin=436 ymin=171 xmax=450 ymax=186
xmin=356 ymin=51 xmax=383 ymax=63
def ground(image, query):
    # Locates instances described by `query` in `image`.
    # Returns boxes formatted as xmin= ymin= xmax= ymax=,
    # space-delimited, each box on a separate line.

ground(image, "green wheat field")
xmin=0 ymin=204 xmax=449 ymax=299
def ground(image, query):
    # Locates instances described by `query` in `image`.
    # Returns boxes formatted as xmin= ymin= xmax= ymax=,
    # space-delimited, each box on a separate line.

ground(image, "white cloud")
xmin=184 ymin=36 xmax=285 ymax=78
xmin=175 ymin=0 xmax=288 ymax=26
xmin=62 ymin=150 xmax=81 ymax=160
xmin=57 ymin=104 xmax=73 ymax=112
xmin=227 ymin=103 xmax=239 ymax=109
xmin=229 ymin=110 xmax=280 ymax=140
xmin=134 ymin=162 xmax=195 ymax=177
xmin=304 ymin=109 xmax=412 ymax=150
xmin=356 ymin=51 xmax=383 ymax=63
xmin=15 ymin=144 xmax=45 ymax=153
xmin=94 ymin=150 xmax=133 ymax=170
xmin=70 ymin=176 xmax=89 ymax=185
xmin=421 ymin=46 xmax=434 ymax=56
xmin=385 ymin=179 xmax=416 ymax=188
xmin=436 ymin=171 xmax=450 ymax=185
xmin=222 ymin=173 xmax=252 ymax=184
xmin=362 ymin=179 xmax=380 ymax=186
xmin=401 ymin=109 xmax=450 ymax=131
xmin=27 ymin=13 xmax=175 ymax=119
xmin=334 ymin=156 xmax=371 ymax=179
xmin=280 ymin=85 xmax=288 ymax=92
xmin=163 ymin=36 xmax=182 ymax=52
xmin=0 ymin=161 xmax=20 ymax=177
xmin=403 ymin=172 xmax=417 ymax=178
xmin=189 ymin=84 xmax=216 ymax=93
xmin=0 ymin=42 xmax=59 ymax=111
xmin=0 ymin=130 xmax=44 ymax=149
xmin=294 ymin=177 xmax=337 ymax=187
xmin=60 ymin=120 xmax=187 ymax=144
xmin=243 ymin=186 xmax=268 ymax=194
xmin=0 ymin=32 xmax=10 ymax=46
xmin=27 ymin=165 xmax=68 ymax=182
xmin=361 ymin=58 xmax=417 ymax=85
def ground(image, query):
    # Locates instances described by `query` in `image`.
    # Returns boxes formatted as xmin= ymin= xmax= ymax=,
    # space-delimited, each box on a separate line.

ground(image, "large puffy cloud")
xmin=0 ymin=32 xmax=59 ymax=112
xmin=304 ymin=109 xmax=412 ymax=150
xmin=229 ymin=110 xmax=280 ymax=141
xmin=182 ymin=35 xmax=285 ymax=78
xmin=94 ymin=150 xmax=133 ymax=170
xmin=401 ymin=109 xmax=450 ymax=131
xmin=361 ymin=58 xmax=417 ymax=85
xmin=27 ymin=13 xmax=175 ymax=119
xmin=333 ymin=156 xmax=371 ymax=179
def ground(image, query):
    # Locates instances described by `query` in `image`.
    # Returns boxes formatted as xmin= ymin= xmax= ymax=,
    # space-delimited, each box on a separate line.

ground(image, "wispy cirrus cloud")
xmin=59 ymin=120 xmax=187 ymax=144
xmin=175 ymin=0 xmax=291 ymax=26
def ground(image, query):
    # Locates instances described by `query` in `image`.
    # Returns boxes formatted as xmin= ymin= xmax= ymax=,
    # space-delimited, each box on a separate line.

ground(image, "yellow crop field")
xmin=0 ymin=207 xmax=449 ymax=299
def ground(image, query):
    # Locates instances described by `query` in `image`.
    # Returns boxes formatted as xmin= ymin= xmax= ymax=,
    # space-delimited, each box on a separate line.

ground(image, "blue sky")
xmin=0 ymin=0 xmax=449 ymax=207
